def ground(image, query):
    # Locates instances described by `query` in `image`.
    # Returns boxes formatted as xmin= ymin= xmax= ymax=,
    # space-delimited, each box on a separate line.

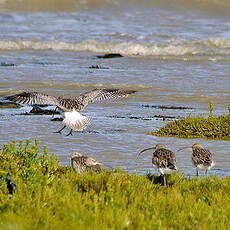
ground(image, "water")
xmin=0 ymin=0 xmax=230 ymax=177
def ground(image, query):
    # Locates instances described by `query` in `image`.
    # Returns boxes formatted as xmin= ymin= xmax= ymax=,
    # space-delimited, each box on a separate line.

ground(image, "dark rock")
xmin=51 ymin=117 xmax=63 ymax=121
xmin=142 ymin=104 xmax=193 ymax=110
xmin=21 ymin=106 xmax=60 ymax=115
xmin=154 ymin=115 xmax=176 ymax=120
xmin=89 ymin=65 xmax=109 ymax=69
xmin=1 ymin=62 xmax=14 ymax=67
xmin=0 ymin=102 xmax=22 ymax=109
xmin=89 ymin=65 xmax=100 ymax=69
xmin=108 ymin=114 xmax=178 ymax=121
xmin=35 ymin=104 xmax=49 ymax=108
xmin=96 ymin=53 xmax=123 ymax=59
xmin=34 ymin=62 xmax=57 ymax=66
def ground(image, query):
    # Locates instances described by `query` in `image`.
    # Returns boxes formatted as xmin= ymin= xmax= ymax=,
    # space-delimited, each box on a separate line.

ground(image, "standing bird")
xmin=5 ymin=173 xmax=17 ymax=196
xmin=71 ymin=151 xmax=102 ymax=174
xmin=138 ymin=144 xmax=177 ymax=186
xmin=5 ymin=88 xmax=136 ymax=136
xmin=178 ymin=143 xmax=214 ymax=177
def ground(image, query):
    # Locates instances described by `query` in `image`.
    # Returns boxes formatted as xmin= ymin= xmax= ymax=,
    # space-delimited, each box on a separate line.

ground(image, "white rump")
xmin=63 ymin=110 xmax=91 ymax=131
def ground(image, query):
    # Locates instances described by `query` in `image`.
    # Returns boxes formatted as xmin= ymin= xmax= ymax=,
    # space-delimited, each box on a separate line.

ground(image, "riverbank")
xmin=1 ymin=140 xmax=230 ymax=230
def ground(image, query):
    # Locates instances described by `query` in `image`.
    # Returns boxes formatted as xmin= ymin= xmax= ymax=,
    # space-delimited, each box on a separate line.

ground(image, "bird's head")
xmin=58 ymin=94 xmax=66 ymax=100
xmin=137 ymin=143 xmax=166 ymax=158
xmin=71 ymin=151 xmax=83 ymax=159
xmin=192 ymin=143 xmax=204 ymax=150
xmin=155 ymin=144 xmax=166 ymax=150
xmin=178 ymin=143 xmax=204 ymax=152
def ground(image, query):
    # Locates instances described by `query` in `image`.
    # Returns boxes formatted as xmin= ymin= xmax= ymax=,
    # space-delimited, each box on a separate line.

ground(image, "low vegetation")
xmin=1 ymin=140 xmax=230 ymax=230
xmin=149 ymin=102 xmax=230 ymax=140
xmin=0 ymin=102 xmax=22 ymax=109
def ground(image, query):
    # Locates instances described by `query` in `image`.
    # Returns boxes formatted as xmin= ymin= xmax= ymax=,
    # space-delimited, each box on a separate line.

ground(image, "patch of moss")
xmin=0 ymin=102 xmax=22 ymax=109
xmin=148 ymin=102 xmax=230 ymax=140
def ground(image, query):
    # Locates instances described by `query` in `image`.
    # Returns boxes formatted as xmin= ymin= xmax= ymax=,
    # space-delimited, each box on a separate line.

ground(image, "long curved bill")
xmin=137 ymin=147 xmax=156 ymax=159
xmin=177 ymin=146 xmax=192 ymax=151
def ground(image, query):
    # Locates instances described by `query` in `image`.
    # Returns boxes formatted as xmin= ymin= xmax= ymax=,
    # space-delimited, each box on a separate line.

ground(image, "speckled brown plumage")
xmin=152 ymin=148 xmax=177 ymax=171
xmin=192 ymin=148 xmax=213 ymax=167
xmin=191 ymin=144 xmax=215 ymax=176
xmin=71 ymin=151 xmax=102 ymax=174
xmin=138 ymin=144 xmax=177 ymax=186
xmin=178 ymin=143 xmax=215 ymax=177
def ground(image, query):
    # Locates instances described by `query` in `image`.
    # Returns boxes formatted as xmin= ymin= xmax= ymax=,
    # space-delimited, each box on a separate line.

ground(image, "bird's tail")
xmin=63 ymin=110 xmax=91 ymax=131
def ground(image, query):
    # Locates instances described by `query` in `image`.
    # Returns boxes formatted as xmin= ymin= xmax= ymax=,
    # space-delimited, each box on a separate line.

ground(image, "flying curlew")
xmin=71 ymin=151 xmax=102 ymax=174
xmin=138 ymin=144 xmax=177 ymax=186
xmin=5 ymin=88 xmax=136 ymax=136
xmin=178 ymin=143 xmax=214 ymax=177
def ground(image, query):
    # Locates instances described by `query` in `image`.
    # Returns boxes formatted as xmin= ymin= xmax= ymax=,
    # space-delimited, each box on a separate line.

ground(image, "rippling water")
xmin=0 ymin=0 xmax=230 ymax=177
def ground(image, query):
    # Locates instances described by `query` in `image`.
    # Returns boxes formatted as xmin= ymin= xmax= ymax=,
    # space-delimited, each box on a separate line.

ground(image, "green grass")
xmin=149 ymin=102 xmax=230 ymax=140
xmin=1 ymin=140 xmax=230 ymax=230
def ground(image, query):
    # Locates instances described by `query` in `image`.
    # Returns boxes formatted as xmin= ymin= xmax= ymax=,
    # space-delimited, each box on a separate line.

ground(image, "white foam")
xmin=1 ymin=38 xmax=230 ymax=56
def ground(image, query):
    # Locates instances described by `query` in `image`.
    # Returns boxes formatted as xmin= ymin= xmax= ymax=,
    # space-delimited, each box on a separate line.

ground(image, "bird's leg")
xmin=196 ymin=168 xmax=199 ymax=177
xmin=52 ymin=106 xmax=58 ymax=118
xmin=66 ymin=129 xmax=73 ymax=136
xmin=163 ymin=175 xmax=167 ymax=186
xmin=54 ymin=125 xmax=66 ymax=134
xmin=205 ymin=169 xmax=208 ymax=178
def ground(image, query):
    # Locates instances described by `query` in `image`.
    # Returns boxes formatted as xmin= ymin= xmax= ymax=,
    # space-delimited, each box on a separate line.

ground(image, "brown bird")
xmin=71 ymin=151 xmax=102 ymax=174
xmin=178 ymin=143 xmax=215 ymax=177
xmin=138 ymin=144 xmax=177 ymax=186
xmin=5 ymin=88 xmax=136 ymax=136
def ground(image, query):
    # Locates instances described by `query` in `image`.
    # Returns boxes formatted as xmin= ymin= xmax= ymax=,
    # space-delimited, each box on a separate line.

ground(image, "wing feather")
xmin=6 ymin=92 xmax=59 ymax=106
xmin=77 ymin=88 xmax=137 ymax=110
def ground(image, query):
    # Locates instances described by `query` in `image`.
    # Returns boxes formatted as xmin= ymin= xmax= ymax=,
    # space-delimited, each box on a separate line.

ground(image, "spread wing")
xmin=5 ymin=92 xmax=59 ymax=106
xmin=77 ymin=88 xmax=137 ymax=111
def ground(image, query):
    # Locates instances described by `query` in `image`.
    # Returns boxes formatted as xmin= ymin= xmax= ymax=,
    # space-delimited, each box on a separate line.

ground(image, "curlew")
xmin=178 ymin=143 xmax=214 ymax=177
xmin=5 ymin=88 xmax=136 ymax=136
xmin=138 ymin=144 xmax=177 ymax=186
xmin=71 ymin=151 xmax=102 ymax=174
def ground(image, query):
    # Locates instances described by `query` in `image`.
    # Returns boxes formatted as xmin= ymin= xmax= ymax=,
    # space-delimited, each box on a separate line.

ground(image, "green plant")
xmin=149 ymin=103 xmax=230 ymax=140
xmin=1 ymin=140 xmax=230 ymax=230
xmin=209 ymin=101 xmax=213 ymax=118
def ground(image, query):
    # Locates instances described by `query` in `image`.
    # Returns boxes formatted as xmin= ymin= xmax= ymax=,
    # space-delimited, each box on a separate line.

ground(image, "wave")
xmin=0 ymin=0 xmax=230 ymax=12
xmin=0 ymin=38 xmax=230 ymax=57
